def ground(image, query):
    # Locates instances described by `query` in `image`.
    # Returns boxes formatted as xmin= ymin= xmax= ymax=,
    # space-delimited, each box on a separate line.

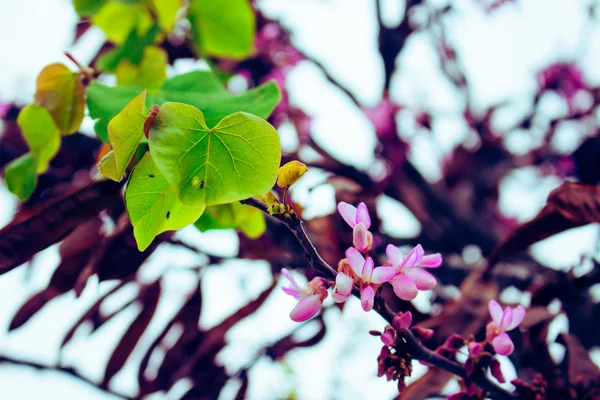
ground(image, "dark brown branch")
xmin=0 ymin=355 xmax=134 ymax=400
xmin=240 ymin=197 xmax=518 ymax=400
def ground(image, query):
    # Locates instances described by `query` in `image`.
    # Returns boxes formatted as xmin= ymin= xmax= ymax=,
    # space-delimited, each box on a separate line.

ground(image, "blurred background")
xmin=0 ymin=0 xmax=599 ymax=399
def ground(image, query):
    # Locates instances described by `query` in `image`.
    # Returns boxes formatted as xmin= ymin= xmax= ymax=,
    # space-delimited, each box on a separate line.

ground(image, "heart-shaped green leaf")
xmin=126 ymin=152 xmax=205 ymax=251
xmin=4 ymin=154 xmax=37 ymax=201
xmin=35 ymin=63 xmax=85 ymax=135
xmin=148 ymin=103 xmax=281 ymax=207
xmin=87 ymin=69 xmax=281 ymax=142
xmin=98 ymin=90 xmax=147 ymax=182
xmin=16 ymin=105 xmax=61 ymax=173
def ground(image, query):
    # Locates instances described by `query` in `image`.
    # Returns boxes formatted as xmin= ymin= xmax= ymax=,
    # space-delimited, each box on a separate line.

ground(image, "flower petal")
xmin=507 ymin=305 xmax=525 ymax=331
xmin=401 ymin=244 xmax=424 ymax=270
xmin=391 ymin=274 xmax=418 ymax=301
xmin=406 ymin=268 xmax=436 ymax=290
xmin=353 ymin=223 xmax=369 ymax=251
xmin=281 ymin=268 xmax=300 ymax=289
xmin=332 ymin=272 xmax=354 ymax=303
xmin=500 ymin=307 xmax=513 ymax=331
xmin=356 ymin=202 xmax=371 ymax=229
xmin=360 ymin=284 xmax=375 ymax=311
xmin=337 ymin=202 xmax=357 ymax=228
xmin=362 ymin=257 xmax=374 ymax=281
xmin=488 ymin=300 xmax=504 ymax=326
xmin=371 ymin=266 xmax=396 ymax=284
xmin=491 ymin=332 xmax=514 ymax=356
xmin=289 ymin=295 xmax=322 ymax=322
xmin=392 ymin=311 xmax=413 ymax=330
xmin=346 ymin=247 xmax=365 ymax=277
xmin=386 ymin=244 xmax=404 ymax=268
xmin=282 ymin=286 xmax=303 ymax=299
xmin=420 ymin=253 xmax=442 ymax=268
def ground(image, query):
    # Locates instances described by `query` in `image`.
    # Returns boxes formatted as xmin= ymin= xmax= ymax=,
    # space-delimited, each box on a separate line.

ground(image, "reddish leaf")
xmin=61 ymin=281 xmax=129 ymax=347
xmin=266 ymin=318 xmax=327 ymax=360
xmin=234 ymin=370 xmax=249 ymax=400
xmin=163 ymin=282 xmax=276 ymax=395
xmin=488 ymin=183 xmax=600 ymax=267
xmin=557 ymin=333 xmax=600 ymax=385
xmin=102 ymin=280 xmax=161 ymax=388
xmin=0 ymin=179 xmax=122 ymax=275
xmin=9 ymin=290 xmax=61 ymax=331
xmin=138 ymin=283 xmax=202 ymax=395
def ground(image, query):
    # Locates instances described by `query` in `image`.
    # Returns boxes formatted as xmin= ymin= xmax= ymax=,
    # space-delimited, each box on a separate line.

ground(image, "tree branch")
xmin=240 ymin=197 xmax=518 ymax=400
xmin=0 ymin=355 xmax=134 ymax=400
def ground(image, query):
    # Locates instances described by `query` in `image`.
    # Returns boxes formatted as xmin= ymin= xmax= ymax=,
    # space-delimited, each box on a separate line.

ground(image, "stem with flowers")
xmin=241 ymin=189 xmax=520 ymax=400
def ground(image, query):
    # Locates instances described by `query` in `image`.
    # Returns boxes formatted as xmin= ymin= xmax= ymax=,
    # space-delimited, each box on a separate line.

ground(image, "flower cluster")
xmin=280 ymin=202 xmax=443 ymax=321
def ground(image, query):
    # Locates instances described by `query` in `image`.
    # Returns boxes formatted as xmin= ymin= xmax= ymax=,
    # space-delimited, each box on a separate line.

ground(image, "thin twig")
xmin=0 ymin=355 xmax=134 ymax=400
xmin=240 ymin=197 xmax=518 ymax=400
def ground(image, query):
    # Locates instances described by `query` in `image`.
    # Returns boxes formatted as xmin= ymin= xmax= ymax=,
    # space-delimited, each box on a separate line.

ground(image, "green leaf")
xmin=148 ymin=103 xmax=281 ymax=207
xmin=97 ymin=150 xmax=119 ymax=181
xmin=195 ymin=201 xmax=266 ymax=238
xmin=116 ymin=46 xmax=167 ymax=89
xmin=87 ymin=69 xmax=281 ymax=142
xmin=73 ymin=0 xmax=107 ymax=16
xmin=34 ymin=63 xmax=85 ymax=135
xmin=16 ymin=105 xmax=61 ymax=173
xmin=98 ymin=91 xmax=147 ymax=182
xmin=189 ymin=0 xmax=255 ymax=59
xmin=126 ymin=153 xmax=205 ymax=251
xmin=96 ymin=24 xmax=160 ymax=72
xmin=4 ymin=154 xmax=37 ymax=201
xmin=151 ymin=0 xmax=181 ymax=32
xmin=239 ymin=209 xmax=266 ymax=238
xmin=91 ymin=1 xmax=152 ymax=44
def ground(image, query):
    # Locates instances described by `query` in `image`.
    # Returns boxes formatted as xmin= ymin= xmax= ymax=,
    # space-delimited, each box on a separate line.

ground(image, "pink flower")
xmin=337 ymin=202 xmax=373 ymax=252
xmin=384 ymin=244 xmax=442 ymax=301
xmin=281 ymin=268 xmax=328 ymax=322
xmin=332 ymin=271 xmax=354 ymax=303
xmin=346 ymin=247 xmax=396 ymax=311
xmin=486 ymin=300 xmax=525 ymax=356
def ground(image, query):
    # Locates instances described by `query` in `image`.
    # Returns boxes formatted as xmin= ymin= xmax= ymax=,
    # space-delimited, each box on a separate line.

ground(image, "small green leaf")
xmin=151 ymin=0 xmax=181 ymax=32
xmin=148 ymin=103 xmax=281 ymax=207
xmin=96 ymin=24 xmax=160 ymax=73
xmin=91 ymin=1 xmax=152 ymax=44
xmin=73 ymin=0 xmax=107 ymax=16
xmin=239 ymin=209 xmax=266 ymax=238
xmin=195 ymin=201 xmax=266 ymax=238
xmin=4 ymin=154 xmax=37 ymax=201
xmin=97 ymin=150 xmax=119 ymax=181
xmin=189 ymin=0 xmax=255 ymax=59
xmin=97 ymin=91 xmax=147 ymax=181
xmin=116 ymin=46 xmax=167 ymax=89
xmin=34 ymin=63 xmax=85 ymax=135
xmin=126 ymin=153 xmax=205 ymax=251
xmin=16 ymin=105 xmax=61 ymax=173
xmin=87 ymin=69 xmax=281 ymax=142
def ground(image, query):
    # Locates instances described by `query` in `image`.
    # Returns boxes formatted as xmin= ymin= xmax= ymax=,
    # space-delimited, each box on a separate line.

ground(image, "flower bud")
xmin=277 ymin=160 xmax=308 ymax=188
xmin=444 ymin=334 xmax=465 ymax=350
xmin=465 ymin=357 xmax=474 ymax=375
xmin=468 ymin=342 xmax=483 ymax=358
xmin=381 ymin=326 xmax=397 ymax=346
xmin=411 ymin=326 xmax=434 ymax=341
xmin=392 ymin=311 xmax=413 ymax=331
xmin=489 ymin=357 xmax=505 ymax=383
xmin=352 ymin=223 xmax=373 ymax=252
